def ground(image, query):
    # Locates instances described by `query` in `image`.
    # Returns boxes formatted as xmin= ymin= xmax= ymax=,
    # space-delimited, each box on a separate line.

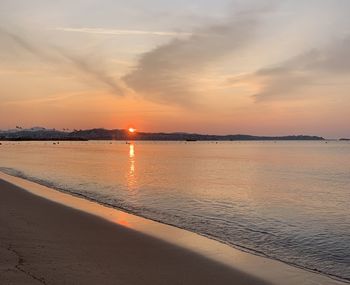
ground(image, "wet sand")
xmin=0 ymin=179 xmax=270 ymax=285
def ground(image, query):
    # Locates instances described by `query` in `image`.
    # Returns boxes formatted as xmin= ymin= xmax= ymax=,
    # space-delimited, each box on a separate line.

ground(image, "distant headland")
xmin=0 ymin=127 xmax=326 ymax=141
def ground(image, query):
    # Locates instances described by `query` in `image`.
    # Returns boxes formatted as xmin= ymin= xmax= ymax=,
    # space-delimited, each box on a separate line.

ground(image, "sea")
xmin=0 ymin=141 xmax=349 ymax=281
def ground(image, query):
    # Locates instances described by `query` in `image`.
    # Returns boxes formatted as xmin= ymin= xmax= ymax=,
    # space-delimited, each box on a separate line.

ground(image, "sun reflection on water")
xmin=129 ymin=143 xmax=135 ymax=158
xmin=127 ymin=143 xmax=137 ymax=189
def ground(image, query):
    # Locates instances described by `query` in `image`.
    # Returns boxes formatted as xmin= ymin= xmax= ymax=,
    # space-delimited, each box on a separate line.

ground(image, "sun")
xmin=128 ymin=127 xmax=136 ymax=133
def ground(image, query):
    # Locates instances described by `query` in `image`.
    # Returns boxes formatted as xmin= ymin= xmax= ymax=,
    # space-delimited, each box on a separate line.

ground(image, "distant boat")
xmin=186 ymin=139 xmax=197 ymax=142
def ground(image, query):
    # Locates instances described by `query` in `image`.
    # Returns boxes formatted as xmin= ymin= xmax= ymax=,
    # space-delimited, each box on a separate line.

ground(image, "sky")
xmin=0 ymin=0 xmax=349 ymax=138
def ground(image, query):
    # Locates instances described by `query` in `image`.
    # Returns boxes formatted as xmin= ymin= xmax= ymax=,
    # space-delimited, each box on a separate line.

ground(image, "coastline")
xmin=0 ymin=172 xmax=347 ymax=285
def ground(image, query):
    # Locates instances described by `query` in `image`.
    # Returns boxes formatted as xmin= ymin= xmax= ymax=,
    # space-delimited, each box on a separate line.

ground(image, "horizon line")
xmin=1 ymin=126 xmax=344 ymax=139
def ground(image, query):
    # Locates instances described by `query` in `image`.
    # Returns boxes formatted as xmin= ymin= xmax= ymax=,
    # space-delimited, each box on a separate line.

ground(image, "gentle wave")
xmin=1 ymin=166 xmax=349 ymax=284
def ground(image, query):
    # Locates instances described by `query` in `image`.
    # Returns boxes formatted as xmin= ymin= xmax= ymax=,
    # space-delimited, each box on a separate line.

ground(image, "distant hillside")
xmin=0 ymin=127 xmax=325 ymax=141
xmin=0 ymin=129 xmax=86 ymax=141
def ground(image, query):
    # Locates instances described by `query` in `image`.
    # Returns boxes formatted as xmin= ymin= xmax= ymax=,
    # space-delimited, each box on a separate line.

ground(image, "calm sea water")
xmin=0 ymin=141 xmax=349 ymax=281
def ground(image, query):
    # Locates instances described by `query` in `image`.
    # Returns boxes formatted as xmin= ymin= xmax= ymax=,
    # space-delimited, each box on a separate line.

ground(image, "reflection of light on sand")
xmin=115 ymin=212 xmax=131 ymax=228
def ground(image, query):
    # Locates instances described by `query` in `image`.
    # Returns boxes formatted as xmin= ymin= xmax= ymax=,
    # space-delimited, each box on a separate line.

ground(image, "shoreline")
xmin=0 ymin=172 xmax=347 ymax=285
xmin=2 ymin=168 xmax=348 ymax=284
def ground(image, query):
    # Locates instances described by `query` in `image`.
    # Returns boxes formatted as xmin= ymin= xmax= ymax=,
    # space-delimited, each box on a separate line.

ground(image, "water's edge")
xmin=1 ymin=167 xmax=348 ymax=284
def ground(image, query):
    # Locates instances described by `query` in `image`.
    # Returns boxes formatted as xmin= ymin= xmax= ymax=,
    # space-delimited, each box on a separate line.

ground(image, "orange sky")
xmin=0 ymin=0 xmax=350 ymax=138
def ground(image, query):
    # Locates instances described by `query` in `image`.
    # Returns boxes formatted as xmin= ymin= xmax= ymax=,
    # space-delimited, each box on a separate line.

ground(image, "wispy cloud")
xmin=122 ymin=7 xmax=270 ymax=106
xmin=0 ymin=27 xmax=125 ymax=96
xmin=54 ymin=27 xmax=192 ymax=37
xmin=247 ymin=37 xmax=350 ymax=102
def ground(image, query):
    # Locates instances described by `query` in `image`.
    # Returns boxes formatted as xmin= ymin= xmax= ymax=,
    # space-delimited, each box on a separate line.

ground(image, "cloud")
xmin=54 ymin=27 xmax=192 ymax=37
xmin=122 ymin=7 xmax=269 ymax=106
xmin=248 ymin=37 xmax=350 ymax=102
xmin=53 ymin=49 xmax=125 ymax=96
xmin=0 ymin=27 xmax=125 ymax=96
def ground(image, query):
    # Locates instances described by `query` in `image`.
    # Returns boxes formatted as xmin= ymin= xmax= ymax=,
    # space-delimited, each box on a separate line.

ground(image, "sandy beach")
xmin=0 ymin=178 xmax=271 ymax=285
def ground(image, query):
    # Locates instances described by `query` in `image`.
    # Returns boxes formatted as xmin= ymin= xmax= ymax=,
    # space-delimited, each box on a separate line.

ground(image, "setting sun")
xmin=128 ymin=127 xmax=136 ymax=133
